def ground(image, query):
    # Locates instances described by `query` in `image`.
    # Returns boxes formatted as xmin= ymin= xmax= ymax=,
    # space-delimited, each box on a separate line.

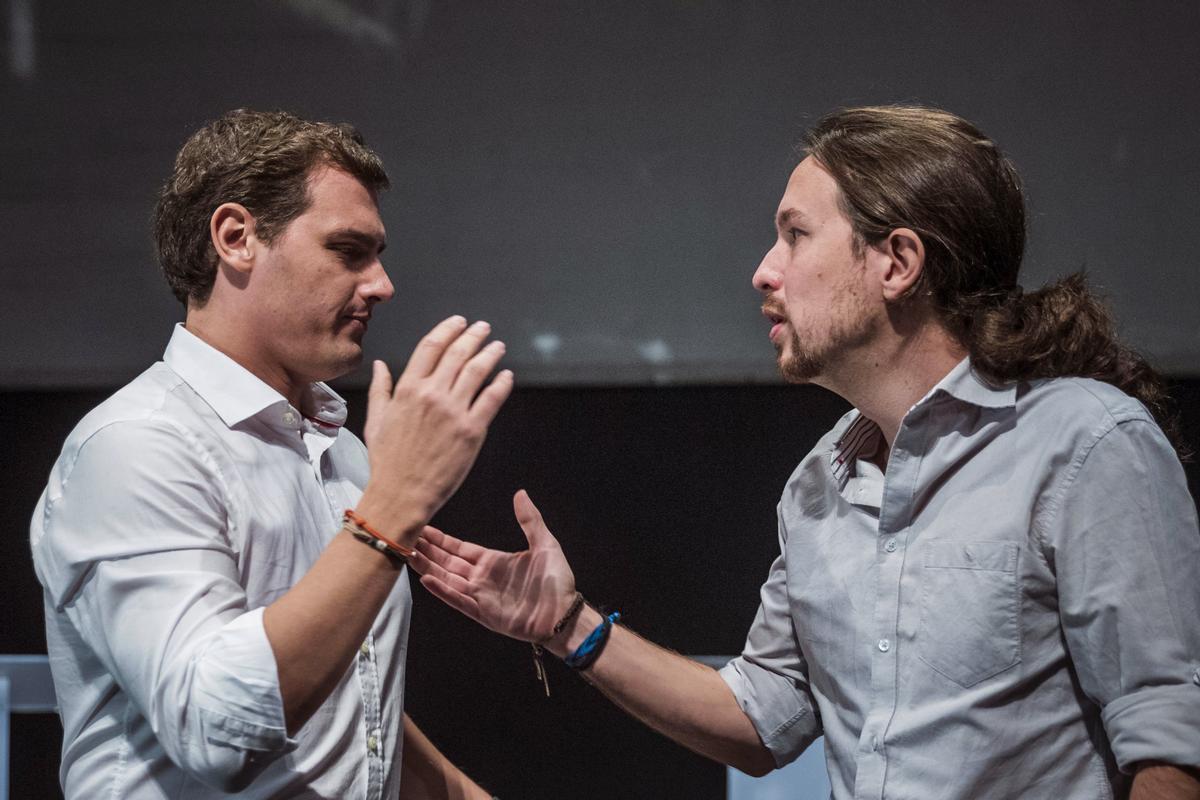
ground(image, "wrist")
xmin=353 ymin=487 xmax=426 ymax=548
xmin=545 ymin=603 xmax=604 ymax=659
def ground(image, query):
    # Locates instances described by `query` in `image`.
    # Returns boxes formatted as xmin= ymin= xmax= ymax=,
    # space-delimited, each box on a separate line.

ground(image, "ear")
xmin=876 ymin=227 xmax=925 ymax=302
xmin=209 ymin=202 xmax=258 ymax=274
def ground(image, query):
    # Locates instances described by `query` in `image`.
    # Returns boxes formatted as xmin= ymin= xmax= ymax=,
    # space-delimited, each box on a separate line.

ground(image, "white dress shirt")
xmin=31 ymin=324 xmax=412 ymax=799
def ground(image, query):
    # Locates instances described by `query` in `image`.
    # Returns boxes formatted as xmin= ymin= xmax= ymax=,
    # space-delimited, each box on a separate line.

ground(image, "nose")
xmin=753 ymin=246 xmax=782 ymax=294
xmin=363 ymin=258 xmax=395 ymax=305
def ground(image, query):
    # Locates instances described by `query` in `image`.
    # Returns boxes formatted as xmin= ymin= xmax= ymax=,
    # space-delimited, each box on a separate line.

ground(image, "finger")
xmin=513 ymin=490 xmax=555 ymax=549
xmin=451 ymin=339 xmax=506 ymax=400
xmin=420 ymin=575 xmax=483 ymax=622
xmin=412 ymin=556 xmax=474 ymax=594
xmin=367 ymin=360 xmax=392 ymax=414
xmin=418 ymin=525 xmax=488 ymax=564
xmin=408 ymin=548 xmax=431 ymax=576
xmin=413 ymin=538 xmax=474 ymax=577
xmin=430 ymin=320 xmax=493 ymax=389
xmin=468 ymin=369 xmax=514 ymax=425
xmin=400 ymin=316 xmax=468 ymax=380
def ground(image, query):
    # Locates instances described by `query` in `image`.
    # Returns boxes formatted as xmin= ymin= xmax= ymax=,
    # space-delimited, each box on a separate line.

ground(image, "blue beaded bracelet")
xmin=564 ymin=611 xmax=620 ymax=670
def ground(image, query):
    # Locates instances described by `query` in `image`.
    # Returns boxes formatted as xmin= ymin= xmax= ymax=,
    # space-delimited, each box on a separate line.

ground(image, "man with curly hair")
xmin=32 ymin=109 xmax=509 ymax=799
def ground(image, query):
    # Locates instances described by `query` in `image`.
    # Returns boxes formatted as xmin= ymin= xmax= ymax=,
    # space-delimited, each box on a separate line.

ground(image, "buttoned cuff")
xmin=719 ymin=657 xmax=821 ymax=768
xmin=193 ymin=608 xmax=298 ymax=754
xmin=1102 ymin=673 xmax=1200 ymax=772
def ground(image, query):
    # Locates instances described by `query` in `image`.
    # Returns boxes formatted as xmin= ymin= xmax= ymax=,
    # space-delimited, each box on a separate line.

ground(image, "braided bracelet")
xmin=530 ymin=592 xmax=586 ymax=697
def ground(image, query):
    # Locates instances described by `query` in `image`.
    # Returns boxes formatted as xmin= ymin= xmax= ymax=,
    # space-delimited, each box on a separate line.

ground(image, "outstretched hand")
xmin=411 ymin=490 xmax=578 ymax=644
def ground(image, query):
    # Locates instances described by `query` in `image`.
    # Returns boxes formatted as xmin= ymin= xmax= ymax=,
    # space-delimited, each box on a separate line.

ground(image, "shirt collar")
xmin=162 ymin=323 xmax=348 ymax=430
xmin=830 ymin=358 xmax=1015 ymax=483
xmin=925 ymin=357 xmax=1017 ymax=410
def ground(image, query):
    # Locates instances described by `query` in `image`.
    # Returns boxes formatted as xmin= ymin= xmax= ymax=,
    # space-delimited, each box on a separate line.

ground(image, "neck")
xmin=817 ymin=320 xmax=967 ymax=449
xmin=185 ymin=304 xmax=307 ymax=409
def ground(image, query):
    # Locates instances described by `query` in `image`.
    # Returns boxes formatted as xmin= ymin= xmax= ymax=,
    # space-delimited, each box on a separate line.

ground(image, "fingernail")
xmin=489 ymin=340 xmax=506 ymax=351
xmin=448 ymin=315 xmax=466 ymax=326
xmin=469 ymin=320 xmax=491 ymax=333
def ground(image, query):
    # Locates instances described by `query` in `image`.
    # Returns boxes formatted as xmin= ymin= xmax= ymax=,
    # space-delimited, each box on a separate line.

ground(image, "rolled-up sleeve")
xmin=33 ymin=420 xmax=297 ymax=791
xmin=719 ymin=509 xmax=822 ymax=768
xmin=1039 ymin=411 xmax=1200 ymax=772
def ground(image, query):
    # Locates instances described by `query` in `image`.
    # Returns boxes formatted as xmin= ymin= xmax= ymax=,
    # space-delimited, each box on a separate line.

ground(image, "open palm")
xmin=411 ymin=490 xmax=578 ymax=644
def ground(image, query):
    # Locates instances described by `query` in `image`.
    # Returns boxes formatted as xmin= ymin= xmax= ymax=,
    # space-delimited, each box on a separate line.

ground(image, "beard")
xmin=773 ymin=295 xmax=876 ymax=384
xmin=776 ymin=326 xmax=825 ymax=383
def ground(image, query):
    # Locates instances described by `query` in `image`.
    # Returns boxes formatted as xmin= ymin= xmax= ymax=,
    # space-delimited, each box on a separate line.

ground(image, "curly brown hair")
xmin=154 ymin=109 xmax=389 ymax=306
xmin=804 ymin=105 xmax=1189 ymax=459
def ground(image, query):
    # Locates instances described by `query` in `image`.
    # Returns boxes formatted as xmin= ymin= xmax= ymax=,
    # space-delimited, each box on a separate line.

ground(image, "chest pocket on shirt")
xmin=918 ymin=539 xmax=1020 ymax=688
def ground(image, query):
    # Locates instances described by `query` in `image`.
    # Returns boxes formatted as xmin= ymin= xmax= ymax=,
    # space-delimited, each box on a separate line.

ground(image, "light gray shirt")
xmin=31 ymin=324 xmax=412 ymax=798
xmin=720 ymin=358 xmax=1200 ymax=800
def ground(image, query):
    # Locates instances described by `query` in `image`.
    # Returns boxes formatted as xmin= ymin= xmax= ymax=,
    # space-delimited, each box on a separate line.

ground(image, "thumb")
xmin=513 ymin=489 xmax=554 ymax=549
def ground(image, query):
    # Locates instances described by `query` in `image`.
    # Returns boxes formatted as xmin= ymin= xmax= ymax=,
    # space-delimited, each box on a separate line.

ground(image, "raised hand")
xmin=410 ymin=490 xmax=579 ymax=644
xmin=357 ymin=316 xmax=513 ymax=541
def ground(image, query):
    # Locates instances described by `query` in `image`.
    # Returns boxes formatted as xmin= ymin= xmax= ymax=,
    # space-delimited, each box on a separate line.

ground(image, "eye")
xmin=331 ymin=244 xmax=366 ymax=262
xmin=787 ymin=228 xmax=806 ymax=243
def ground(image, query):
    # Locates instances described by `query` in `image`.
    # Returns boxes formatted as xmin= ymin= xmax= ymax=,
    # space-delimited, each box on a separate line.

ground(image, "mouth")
xmin=342 ymin=313 xmax=371 ymax=335
xmin=761 ymin=304 xmax=787 ymax=343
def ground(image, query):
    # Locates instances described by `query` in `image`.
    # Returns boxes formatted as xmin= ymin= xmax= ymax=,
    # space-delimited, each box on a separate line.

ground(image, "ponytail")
xmin=956 ymin=273 xmax=1190 ymax=461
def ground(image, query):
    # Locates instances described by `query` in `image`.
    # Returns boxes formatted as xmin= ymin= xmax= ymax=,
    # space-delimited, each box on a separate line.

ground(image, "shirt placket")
xmin=854 ymin=419 xmax=922 ymax=800
xmin=302 ymin=422 xmax=386 ymax=800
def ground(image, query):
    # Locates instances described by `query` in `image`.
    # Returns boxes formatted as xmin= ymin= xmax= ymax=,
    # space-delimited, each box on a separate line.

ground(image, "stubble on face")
xmin=773 ymin=258 xmax=876 ymax=384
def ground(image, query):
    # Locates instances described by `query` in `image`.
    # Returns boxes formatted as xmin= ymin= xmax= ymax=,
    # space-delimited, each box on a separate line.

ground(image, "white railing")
xmin=0 ymin=655 xmax=56 ymax=800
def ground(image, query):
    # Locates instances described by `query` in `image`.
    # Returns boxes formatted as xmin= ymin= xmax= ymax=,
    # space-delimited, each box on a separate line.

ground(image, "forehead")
xmin=295 ymin=165 xmax=385 ymax=238
xmin=776 ymin=155 xmax=845 ymax=224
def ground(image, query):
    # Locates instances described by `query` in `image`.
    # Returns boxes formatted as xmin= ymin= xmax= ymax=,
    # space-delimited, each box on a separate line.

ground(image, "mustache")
xmin=761 ymin=299 xmax=786 ymax=319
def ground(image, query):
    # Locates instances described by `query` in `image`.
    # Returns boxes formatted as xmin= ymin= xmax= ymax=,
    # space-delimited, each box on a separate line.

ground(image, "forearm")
xmin=548 ymin=605 xmax=775 ymax=776
xmin=264 ymin=319 xmax=512 ymax=735
xmin=399 ymin=714 xmax=492 ymax=800
xmin=263 ymin=507 xmax=416 ymax=734
xmin=1132 ymin=763 xmax=1200 ymax=800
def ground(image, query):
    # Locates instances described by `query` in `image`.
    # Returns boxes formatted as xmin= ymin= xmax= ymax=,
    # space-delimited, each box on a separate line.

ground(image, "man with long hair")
xmin=413 ymin=106 xmax=1200 ymax=798
xmin=32 ymin=109 xmax=510 ymax=798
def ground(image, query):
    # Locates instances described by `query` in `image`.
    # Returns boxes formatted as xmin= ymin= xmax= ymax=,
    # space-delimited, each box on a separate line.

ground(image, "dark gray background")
xmin=2 ymin=0 xmax=1198 ymax=387
xmin=4 ymin=4 xmax=1200 ymax=796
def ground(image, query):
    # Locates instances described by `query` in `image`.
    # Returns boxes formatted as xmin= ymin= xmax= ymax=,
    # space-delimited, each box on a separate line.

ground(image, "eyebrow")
xmin=327 ymin=228 xmax=387 ymax=253
xmin=775 ymin=208 xmax=808 ymax=231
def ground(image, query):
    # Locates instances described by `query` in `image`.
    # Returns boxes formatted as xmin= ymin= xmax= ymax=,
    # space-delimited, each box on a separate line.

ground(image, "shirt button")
xmin=884 ymin=538 xmax=897 ymax=553
xmin=872 ymin=735 xmax=880 ymax=751
xmin=366 ymin=735 xmax=378 ymax=753
xmin=282 ymin=410 xmax=298 ymax=426
xmin=1193 ymin=668 xmax=1200 ymax=686
xmin=877 ymin=638 xmax=891 ymax=653
xmin=360 ymin=641 xmax=370 ymax=657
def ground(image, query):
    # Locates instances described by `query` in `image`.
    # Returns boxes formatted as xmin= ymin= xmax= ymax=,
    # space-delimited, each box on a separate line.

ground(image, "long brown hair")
xmin=803 ymin=105 xmax=1188 ymax=459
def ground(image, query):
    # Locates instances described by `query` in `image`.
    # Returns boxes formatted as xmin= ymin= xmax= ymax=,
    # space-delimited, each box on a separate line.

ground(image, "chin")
xmin=313 ymin=346 xmax=365 ymax=384
xmin=336 ymin=348 xmax=366 ymax=377
xmin=779 ymin=359 xmax=821 ymax=384
xmin=777 ymin=337 xmax=824 ymax=384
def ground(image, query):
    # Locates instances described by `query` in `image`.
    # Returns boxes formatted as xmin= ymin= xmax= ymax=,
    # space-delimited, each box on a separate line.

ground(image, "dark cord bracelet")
xmin=530 ymin=592 xmax=586 ymax=697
